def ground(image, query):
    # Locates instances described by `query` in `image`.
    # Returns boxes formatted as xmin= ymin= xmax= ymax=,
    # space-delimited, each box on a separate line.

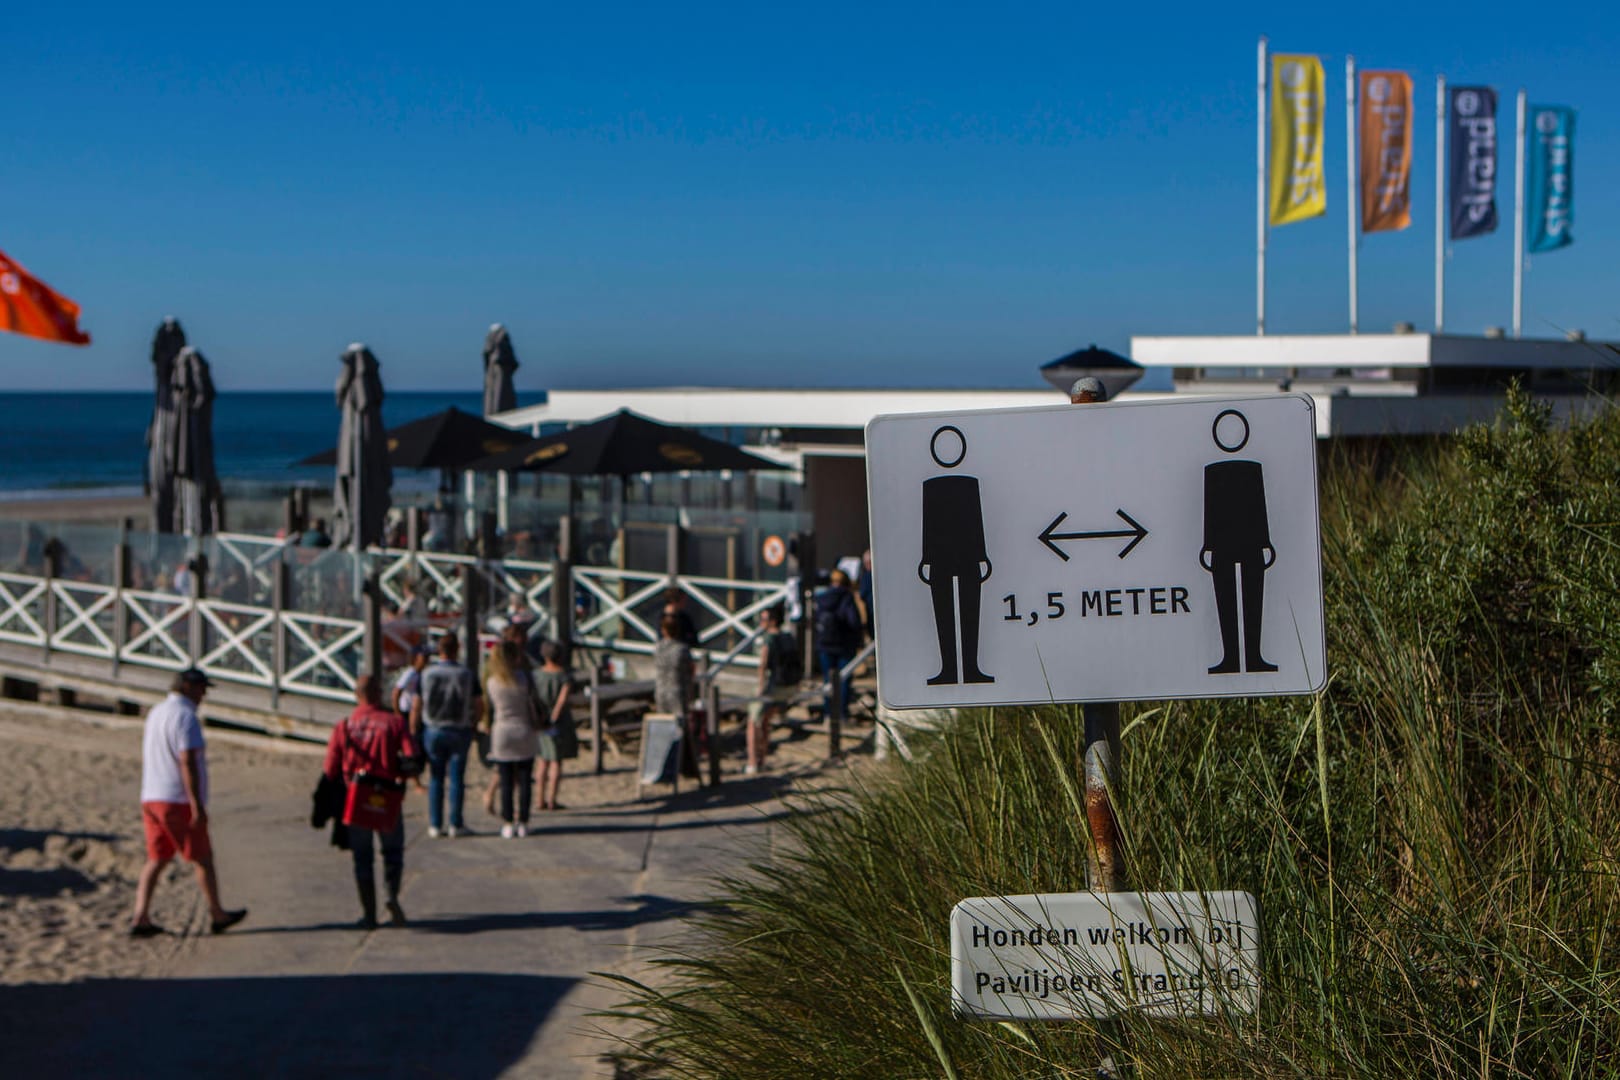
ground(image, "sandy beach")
xmin=0 ymin=696 xmax=853 ymax=1077
xmin=0 ymin=494 xmax=153 ymax=528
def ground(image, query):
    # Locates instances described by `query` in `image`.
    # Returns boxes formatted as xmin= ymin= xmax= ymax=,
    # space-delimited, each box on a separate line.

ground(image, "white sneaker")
xmin=446 ymin=826 xmax=460 ymax=839
xmin=501 ymin=824 xmax=515 ymax=839
xmin=427 ymin=826 xmax=442 ymax=839
xmin=744 ymin=763 xmax=759 ymax=776
xmin=515 ymin=824 xmax=528 ymax=838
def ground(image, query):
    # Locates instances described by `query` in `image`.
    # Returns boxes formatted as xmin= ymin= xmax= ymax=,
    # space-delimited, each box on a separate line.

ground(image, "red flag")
xmin=0 ymin=248 xmax=91 ymax=345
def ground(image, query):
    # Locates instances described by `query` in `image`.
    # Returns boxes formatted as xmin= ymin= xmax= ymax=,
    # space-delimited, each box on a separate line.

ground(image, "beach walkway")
xmin=0 ymin=703 xmax=829 ymax=1079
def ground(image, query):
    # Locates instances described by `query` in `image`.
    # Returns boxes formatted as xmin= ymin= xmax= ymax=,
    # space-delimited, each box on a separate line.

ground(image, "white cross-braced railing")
xmin=120 ymin=588 xmax=191 ymax=671
xmin=196 ymin=598 xmax=277 ymax=689
xmin=280 ymin=610 xmax=364 ymax=702
xmin=0 ymin=573 xmax=48 ymax=647
xmin=49 ymin=580 xmax=118 ymax=660
xmin=571 ymin=566 xmax=670 ymax=653
xmin=212 ymin=532 xmax=292 ymax=596
xmin=676 ymin=574 xmax=793 ymax=656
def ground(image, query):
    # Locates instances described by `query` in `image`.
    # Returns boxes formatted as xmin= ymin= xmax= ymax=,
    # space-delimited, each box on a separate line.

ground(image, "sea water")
xmin=0 ymin=391 xmax=503 ymax=497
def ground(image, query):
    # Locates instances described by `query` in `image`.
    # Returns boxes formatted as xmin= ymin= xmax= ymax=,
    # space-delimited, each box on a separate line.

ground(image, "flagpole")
xmin=1257 ymin=35 xmax=1268 ymax=337
xmin=1513 ymin=88 xmax=1526 ymax=338
xmin=1346 ymin=55 xmax=1359 ymax=333
xmin=1435 ymin=75 xmax=1446 ymax=333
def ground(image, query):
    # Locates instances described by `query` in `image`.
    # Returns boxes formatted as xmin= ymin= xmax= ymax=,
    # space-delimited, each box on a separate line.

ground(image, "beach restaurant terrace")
xmin=0 ymin=505 xmax=816 ymax=762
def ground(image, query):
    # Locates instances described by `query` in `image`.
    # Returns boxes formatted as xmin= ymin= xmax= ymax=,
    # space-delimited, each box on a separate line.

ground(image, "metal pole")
xmin=1257 ymin=35 xmax=1269 ymax=336
xmin=1512 ymin=88 xmax=1527 ymax=339
xmin=1346 ymin=55 xmax=1359 ymax=334
xmin=1068 ymin=378 xmax=1127 ymax=1080
xmin=1068 ymin=381 xmax=1125 ymax=893
xmin=1435 ymin=75 xmax=1447 ymax=333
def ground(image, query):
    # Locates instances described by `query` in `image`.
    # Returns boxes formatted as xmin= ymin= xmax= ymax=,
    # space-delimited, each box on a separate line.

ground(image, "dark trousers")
xmin=497 ymin=759 xmax=534 ymax=824
xmin=348 ymin=818 xmax=405 ymax=898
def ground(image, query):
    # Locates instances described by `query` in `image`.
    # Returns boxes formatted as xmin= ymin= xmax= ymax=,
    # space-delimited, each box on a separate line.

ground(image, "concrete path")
xmin=0 ymin=710 xmax=828 ymax=1079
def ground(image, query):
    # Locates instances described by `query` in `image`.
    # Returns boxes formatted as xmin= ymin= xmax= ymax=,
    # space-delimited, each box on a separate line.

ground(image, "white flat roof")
xmin=493 ymin=387 xmax=1067 ymax=432
xmin=1132 ymin=333 xmax=1618 ymax=370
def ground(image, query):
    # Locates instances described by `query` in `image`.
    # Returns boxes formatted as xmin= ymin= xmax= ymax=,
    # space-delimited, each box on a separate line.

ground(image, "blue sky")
xmin=5 ymin=2 xmax=1617 ymax=391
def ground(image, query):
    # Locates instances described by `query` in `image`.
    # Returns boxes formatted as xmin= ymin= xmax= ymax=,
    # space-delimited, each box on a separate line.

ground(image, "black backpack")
xmin=768 ymin=632 xmax=804 ymax=687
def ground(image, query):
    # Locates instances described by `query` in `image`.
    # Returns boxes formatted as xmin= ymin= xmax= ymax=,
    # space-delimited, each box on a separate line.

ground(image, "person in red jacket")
xmin=324 ymin=674 xmax=411 ymax=929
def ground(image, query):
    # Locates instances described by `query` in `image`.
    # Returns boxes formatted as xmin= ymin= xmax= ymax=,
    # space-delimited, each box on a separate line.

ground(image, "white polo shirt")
xmin=141 ymin=692 xmax=209 ymax=805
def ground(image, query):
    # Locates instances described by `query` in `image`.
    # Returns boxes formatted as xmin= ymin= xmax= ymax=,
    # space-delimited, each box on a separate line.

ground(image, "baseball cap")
xmin=177 ymin=667 xmax=215 ymax=688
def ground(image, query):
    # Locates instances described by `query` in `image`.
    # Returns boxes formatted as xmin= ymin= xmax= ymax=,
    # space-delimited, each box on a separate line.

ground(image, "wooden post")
xmin=550 ymin=515 xmax=574 ymax=665
xmin=665 ymin=522 xmax=683 ymax=582
xmin=282 ymin=493 xmax=299 ymax=539
xmin=792 ymin=531 xmax=816 ymax=690
xmin=362 ymin=572 xmax=383 ymax=680
xmin=460 ymin=563 xmax=481 ymax=674
xmin=271 ymin=557 xmax=289 ymax=709
xmin=406 ymin=506 xmax=423 ymax=553
xmin=42 ymin=539 xmax=61 ymax=665
xmin=705 ymin=675 xmax=722 ymax=787
xmin=112 ymin=519 xmax=131 ymax=678
xmin=188 ymin=551 xmax=207 ymax=667
xmin=725 ymin=533 xmax=738 ymax=651
xmin=589 ymin=660 xmax=605 ymax=776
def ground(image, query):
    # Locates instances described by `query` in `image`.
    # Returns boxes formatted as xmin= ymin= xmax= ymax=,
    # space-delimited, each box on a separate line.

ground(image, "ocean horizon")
xmin=0 ymin=390 xmax=521 ymax=497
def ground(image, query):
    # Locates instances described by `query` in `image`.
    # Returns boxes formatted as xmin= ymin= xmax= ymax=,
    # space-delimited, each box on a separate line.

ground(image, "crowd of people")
xmin=129 ymin=551 xmax=876 ymax=933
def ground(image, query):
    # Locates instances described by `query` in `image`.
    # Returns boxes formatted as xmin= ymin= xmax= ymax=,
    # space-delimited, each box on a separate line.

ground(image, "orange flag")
xmin=1359 ymin=71 xmax=1414 ymax=233
xmin=0 ymin=248 xmax=91 ymax=345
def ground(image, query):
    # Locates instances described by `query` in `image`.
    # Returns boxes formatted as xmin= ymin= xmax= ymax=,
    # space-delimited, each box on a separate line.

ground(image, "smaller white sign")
xmin=951 ymin=890 xmax=1260 ymax=1020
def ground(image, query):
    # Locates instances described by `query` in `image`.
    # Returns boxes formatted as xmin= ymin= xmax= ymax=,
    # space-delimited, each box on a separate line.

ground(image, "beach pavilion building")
xmin=491 ymin=329 xmax=1619 ymax=566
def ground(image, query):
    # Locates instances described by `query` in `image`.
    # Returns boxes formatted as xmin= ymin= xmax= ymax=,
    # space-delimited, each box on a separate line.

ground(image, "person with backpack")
xmin=322 ymin=673 xmax=411 ymax=929
xmin=813 ymin=569 xmax=863 ymax=729
xmin=747 ymin=604 xmax=800 ymax=774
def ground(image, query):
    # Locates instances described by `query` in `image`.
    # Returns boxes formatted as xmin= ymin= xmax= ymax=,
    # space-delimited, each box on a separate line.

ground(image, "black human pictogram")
xmin=918 ymin=425 xmax=993 ymax=685
xmin=1200 ymin=410 xmax=1278 ymax=675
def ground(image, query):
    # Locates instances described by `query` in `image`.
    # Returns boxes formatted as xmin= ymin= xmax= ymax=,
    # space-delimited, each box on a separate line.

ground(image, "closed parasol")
xmin=145 ymin=317 xmax=186 ymax=533
xmin=169 ymin=346 xmax=224 ymax=535
xmin=333 ymin=344 xmax=392 ymax=550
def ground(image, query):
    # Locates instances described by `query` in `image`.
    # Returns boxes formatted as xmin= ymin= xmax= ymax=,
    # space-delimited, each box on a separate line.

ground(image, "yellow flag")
xmin=1269 ymin=54 xmax=1327 ymax=226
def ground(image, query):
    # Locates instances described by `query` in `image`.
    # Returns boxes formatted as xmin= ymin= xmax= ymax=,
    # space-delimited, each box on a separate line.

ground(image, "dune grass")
xmin=604 ymin=387 xmax=1620 ymax=1078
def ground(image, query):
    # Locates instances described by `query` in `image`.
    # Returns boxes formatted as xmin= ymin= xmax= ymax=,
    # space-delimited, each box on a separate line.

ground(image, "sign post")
xmin=866 ymin=392 xmax=1325 ymax=1051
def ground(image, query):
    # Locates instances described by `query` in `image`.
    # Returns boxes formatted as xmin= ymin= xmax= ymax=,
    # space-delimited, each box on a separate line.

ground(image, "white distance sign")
xmin=951 ymin=890 xmax=1261 ymax=1020
xmin=866 ymin=394 xmax=1325 ymax=708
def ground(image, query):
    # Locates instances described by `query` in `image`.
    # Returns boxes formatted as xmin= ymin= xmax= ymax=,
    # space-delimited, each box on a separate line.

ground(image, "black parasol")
xmin=466 ymin=409 xmax=786 ymax=476
xmin=296 ymin=405 xmax=528 ymax=471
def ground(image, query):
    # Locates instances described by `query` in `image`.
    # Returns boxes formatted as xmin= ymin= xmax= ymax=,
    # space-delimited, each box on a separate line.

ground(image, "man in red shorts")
xmin=130 ymin=668 xmax=247 ymax=937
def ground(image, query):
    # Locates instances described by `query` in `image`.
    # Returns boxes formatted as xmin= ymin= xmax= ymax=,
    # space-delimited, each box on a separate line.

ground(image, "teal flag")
xmin=1526 ymin=106 xmax=1574 ymax=253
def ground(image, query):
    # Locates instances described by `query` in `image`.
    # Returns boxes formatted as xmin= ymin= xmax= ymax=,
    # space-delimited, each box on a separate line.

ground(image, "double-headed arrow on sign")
xmin=1037 ymin=509 xmax=1148 ymax=561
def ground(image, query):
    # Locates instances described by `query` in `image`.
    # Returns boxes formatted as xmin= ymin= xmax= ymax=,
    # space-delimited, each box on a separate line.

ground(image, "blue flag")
xmin=1447 ymin=86 xmax=1497 ymax=240
xmin=1526 ymin=106 xmax=1574 ymax=253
